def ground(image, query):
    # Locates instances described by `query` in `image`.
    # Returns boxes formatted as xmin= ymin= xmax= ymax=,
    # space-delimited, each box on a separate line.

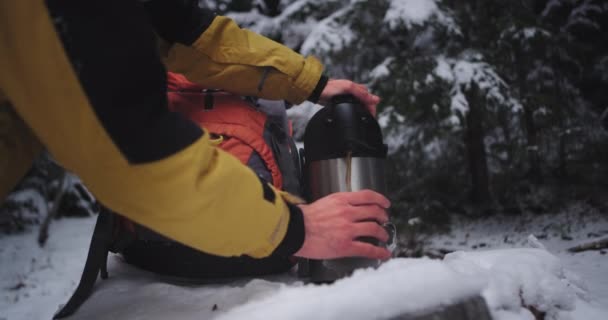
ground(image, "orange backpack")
xmin=166 ymin=72 xmax=300 ymax=191
xmin=120 ymin=71 xmax=303 ymax=264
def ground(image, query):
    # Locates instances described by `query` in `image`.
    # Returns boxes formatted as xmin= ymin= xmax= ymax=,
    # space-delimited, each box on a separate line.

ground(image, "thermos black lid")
xmin=303 ymin=94 xmax=387 ymax=162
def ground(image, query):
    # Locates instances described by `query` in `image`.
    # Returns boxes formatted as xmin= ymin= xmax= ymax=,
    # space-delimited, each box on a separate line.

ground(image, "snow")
xmin=300 ymin=7 xmax=355 ymax=56
xmin=286 ymin=101 xmax=323 ymax=140
xmin=432 ymin=55 xmax=523 ymax=122
xmin=384 ymin=0 xmax=459 ymax=33
xmin=377 ymin=107 xmax=413 ymax=155
xmin=377 ymin=106 xmax=405 ymax=128
xmin=541 ymin=0 xmax=564 ymax=18
xmin=433 ymin=57 xmax=454 ymax=83
xmin=0 ymin=189 xmax=48 ymax=229
xmin=515 ymin=27 xmax=551 ymax=40
xmin=446 ymin=249 xmax=579 ymax=319
xmin=229 ymin=2 xmax=322 ymax=50
xmin=2 ymin=209 xmax=608 ymax=320
xmin=422 ymin=138 xmax=443 ymax=161
xmin=1 ymin=217 xmax=96 ymax=320
xmin=450 ymin=91 xmax=469 ymax=119
xmin=216 ymin=258 xmax=485 ymax=320
xmin=523 ymin=28 xmax=539 ymax=39
xmin=369 ymin=58 xmax=394 ymax=83
xmin=567 ymin=1 xmax=603 ymax=30
xmin=384 ymin=0 xmax=439 ymax=29
xmin=426 ymin=208 xmax=608 ymax=320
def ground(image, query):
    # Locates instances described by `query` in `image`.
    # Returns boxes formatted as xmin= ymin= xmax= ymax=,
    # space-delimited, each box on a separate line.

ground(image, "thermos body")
xmin=308 ymin=157 xmax=386 ymax=199
xmin=307 ymin=157 xmax=387 ymax=283
xmin=301 ymin=94 xmax=391 ymax=283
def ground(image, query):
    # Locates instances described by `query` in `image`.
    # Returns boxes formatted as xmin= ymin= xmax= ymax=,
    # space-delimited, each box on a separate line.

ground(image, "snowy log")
xmin=567 ymin=236 xmax=608 ymax=253
xmin=391 ymin=295 xmax=491 ymax=320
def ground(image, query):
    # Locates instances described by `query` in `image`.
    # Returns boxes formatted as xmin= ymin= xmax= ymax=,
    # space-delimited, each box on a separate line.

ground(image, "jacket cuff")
xmin=307 ymin=75 xmax=328 ymax=104
xmin=271 ymin=202 xmax=305 ymax=257
xmin=287 ymin=56 xmax=324 ymax=104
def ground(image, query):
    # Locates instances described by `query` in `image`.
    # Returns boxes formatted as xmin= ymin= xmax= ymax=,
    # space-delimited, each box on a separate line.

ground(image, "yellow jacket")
xmin=0 ymin=0 xmax=325 ymax=258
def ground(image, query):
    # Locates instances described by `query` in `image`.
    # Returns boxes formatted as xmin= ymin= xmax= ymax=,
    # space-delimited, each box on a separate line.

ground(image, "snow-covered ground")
xmin=425 ymin=206 xmax=608 ymax=319
xmin=1 ymin=217 xmax=96 ymax=320
xmin=1 ymin=209 xmax=607 ymax=320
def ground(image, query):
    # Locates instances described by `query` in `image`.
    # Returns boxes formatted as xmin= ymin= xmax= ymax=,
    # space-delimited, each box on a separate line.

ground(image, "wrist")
xmin=271 ymin=202 xmax=305 ymax=256
xmin=307 ymin=75 xmax=329 ymax=104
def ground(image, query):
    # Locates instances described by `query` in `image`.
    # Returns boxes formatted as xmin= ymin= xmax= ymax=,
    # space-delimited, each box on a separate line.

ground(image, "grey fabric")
xmin=257 ymin=98 xmax=303 ymax=196
xmin=247 ymin=152 xmax=273 ymax=184
xmin=256 ymin=99 xmax=289 ymax=132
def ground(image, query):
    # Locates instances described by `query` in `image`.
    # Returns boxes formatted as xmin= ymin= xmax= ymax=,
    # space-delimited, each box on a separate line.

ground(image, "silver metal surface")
xmin=306 ymin=157 xmax=387 ymax=283
xmin=308 ymin=157 xmax=386 ymax=199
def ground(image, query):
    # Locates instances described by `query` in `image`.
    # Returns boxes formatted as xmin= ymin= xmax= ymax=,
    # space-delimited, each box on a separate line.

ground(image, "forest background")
xmin=2 ymin=0 xmax=607 ymax=244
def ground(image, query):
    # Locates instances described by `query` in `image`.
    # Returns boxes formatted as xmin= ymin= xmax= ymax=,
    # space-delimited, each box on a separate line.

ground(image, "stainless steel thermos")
xmin=300 ymin=94 xmax=393 ymax=283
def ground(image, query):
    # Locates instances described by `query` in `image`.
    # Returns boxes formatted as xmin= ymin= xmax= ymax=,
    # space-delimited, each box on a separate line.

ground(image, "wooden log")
xmin=567 ymin=237 xmax=608 ymax=253
xmin=389 ymin=295 xmax=492 ymax=320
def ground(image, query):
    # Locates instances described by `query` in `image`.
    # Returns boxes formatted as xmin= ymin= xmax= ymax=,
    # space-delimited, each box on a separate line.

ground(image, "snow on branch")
xmin=369 ymin=57 xmax=395 ymax=83
xmin=300 ymin=6 xmax=355 ymax=56
xmin=432 ymin=55 xmax=523 ymax=125
xmin=514 ymin=27 xmax=552 ymax=40
xmin=384 ymin=0 xmax=458 ymax=33
xmin=541 ymin=0 xmax=566 ymax=18
xmin=230 ymin=0 xmax=348 ymax=50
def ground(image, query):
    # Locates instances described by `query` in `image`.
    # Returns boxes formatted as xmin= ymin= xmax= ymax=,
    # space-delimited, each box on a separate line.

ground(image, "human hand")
xmin=294 ymin=190 xmax=392 ymax=260
xmin=318 ymin=79 xmax=381 ymax=116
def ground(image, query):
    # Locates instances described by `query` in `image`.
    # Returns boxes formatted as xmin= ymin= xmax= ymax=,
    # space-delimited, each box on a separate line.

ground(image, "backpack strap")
xmin=54 ymin=206 xmax=136 ymax=319
xmin=53 ymin=209 xmax=113 ymax=319
xmin=256 ymin=98 xmax=302 ymax=196
xmin=275 ymin=130 xmax=303 ymax=196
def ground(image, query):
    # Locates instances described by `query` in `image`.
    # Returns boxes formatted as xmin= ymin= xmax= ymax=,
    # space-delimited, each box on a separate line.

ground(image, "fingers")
xmin=351 ymin=222 xmax=389 ymax=242
xmin=348 ymin=204 xmax=389 ymax=224
xmin=347 ymin=241 xmax=392 ymax=260
xmin=296 ymin=189 xmax=392 ymax=260
xmin=320 ymin=79 xmax=380 ymax=117
xmin=350 ymin=83 xmax=380 ymax=116
xmin=341 ymin=189 xmax=390 ymax=208
xmin=367 ymin=103 xmax=377 ymax=117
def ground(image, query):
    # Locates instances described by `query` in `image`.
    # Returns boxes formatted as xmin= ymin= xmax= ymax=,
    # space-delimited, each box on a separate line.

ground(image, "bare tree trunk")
xmin=512 ymin=43 xmax=543 ymax=184
xmin=523 ymin=105 xmax=542 ymax=183
xmin=464 ymin=83 xmax=491 ymax=206
xmin=38 ymin=170 xmax=68 ymax=246
xmin=498 ymin=109 xmax=512 ymax=164
xmin=262 ymin=0 xmax=281 ymax=16
xmin=554 ymin=77 xmax=568 ymax=179
xmin=516 ymin=55 xmax=542 ymax=183
xmin=558 ymin=127 xmax=567 ymax=178
xmin=550 ymin=47 xmax=569 ymax=180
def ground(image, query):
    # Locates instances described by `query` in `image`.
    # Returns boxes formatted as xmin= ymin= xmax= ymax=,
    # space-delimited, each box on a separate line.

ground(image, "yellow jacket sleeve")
xmin=0 ymin=1 xmax=304 ymax=258
xmin=163 ymin=16 xmax=325 ymax=104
